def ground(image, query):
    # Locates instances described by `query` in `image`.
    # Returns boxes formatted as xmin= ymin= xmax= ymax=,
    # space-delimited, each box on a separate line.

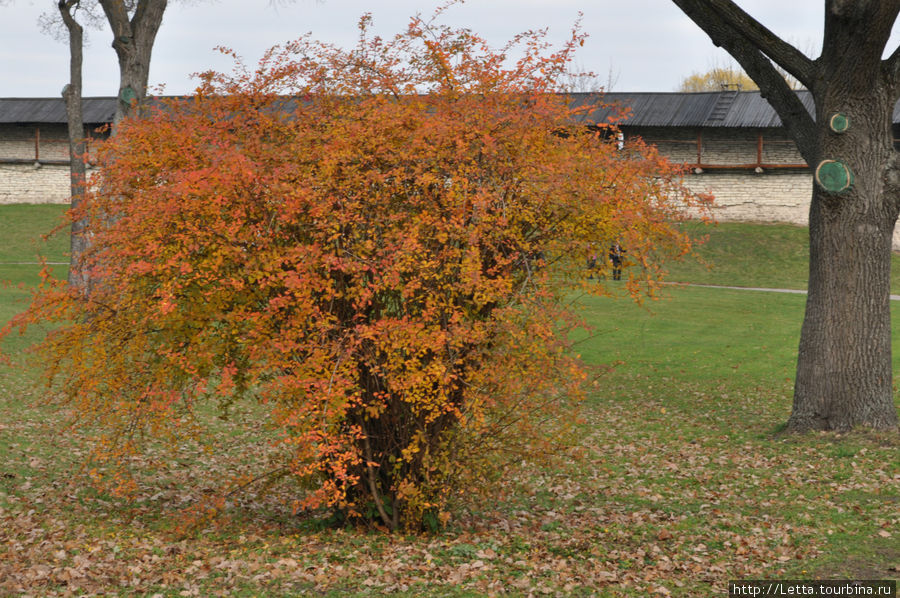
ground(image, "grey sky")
xmin=0 ymin=1 xmax=886 ymax=98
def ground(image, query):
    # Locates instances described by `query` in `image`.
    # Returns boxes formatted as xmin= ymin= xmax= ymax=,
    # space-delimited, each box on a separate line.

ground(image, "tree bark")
xmin=672 ymin=0 xmax=900 ymax=431
xmin=58 ymin=1 xmax=90 ymax=292
xmin=99 ymin=0 xmax=168 ymax=131
xmin=789 ymin=29 xmax=900 ymax=431
xmin=56 ymin=1 xmax=168 ymax=294
xmin=791 ymin=185 xmax=898 ymax=430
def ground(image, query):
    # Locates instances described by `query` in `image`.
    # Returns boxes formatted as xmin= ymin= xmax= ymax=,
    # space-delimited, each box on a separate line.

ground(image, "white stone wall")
xmin=630 ymin=126 xmax=813 ymax=223
xmin=3 ymin=122 xmax=900 ymax=246
xmin=0 ymin=124 xmax=70 ymax=162
xmin=685 ymin=170 xmax=900 ymax=250
xmin=631 ymin=126 xmax=900 ymax=249
xmin=681 ymin=169 xmax=812 ymax=224
xmin=631 ymin=126 xmax=805 ymax=166
xmin=0 ymin=123 xmax=73 ymax=205
xmin=0 ymin=163 xmax=71 ymax=204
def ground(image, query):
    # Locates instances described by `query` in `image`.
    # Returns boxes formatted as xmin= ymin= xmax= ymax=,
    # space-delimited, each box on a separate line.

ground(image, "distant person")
xmin=609 ymin=241 xmax=624 ymax=281
xmin=587 ymin=244 xmax=599 ymax=279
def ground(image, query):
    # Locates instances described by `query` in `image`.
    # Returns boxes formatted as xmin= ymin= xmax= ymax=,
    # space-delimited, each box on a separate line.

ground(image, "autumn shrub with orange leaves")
xmin=2 ymin=11 xmax=709 ymax=530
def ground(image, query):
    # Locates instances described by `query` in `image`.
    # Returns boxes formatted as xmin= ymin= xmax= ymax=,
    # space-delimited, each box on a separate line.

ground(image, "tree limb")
xmin=703 ymin=0 xmax=817 ymax=89
xmin=97 ymin=0 xmax=168 ymax=127
xmin=130 ymin=0 xmax=168 ymax=40
xmin=361 ymin=425 xmax=394 ymax=530
xmin=97 ymin=0 xmax=131 ymax=45
xmin=671 ymin=0 xmax=818 ymax=164
xmin=131 ymin=0 xmax=168 ymax=35
xmin=98 ymin=0 xmax=167 ymax=54
xmin=728 ymin=36 xmax=817 ymax=164
xmin=822 ymin=1 xmax=900 ymax=94
xmin=886 ymin=44 xmax=900 ymax=76
xmin=882 ymin=44 xmax=900 ymax=94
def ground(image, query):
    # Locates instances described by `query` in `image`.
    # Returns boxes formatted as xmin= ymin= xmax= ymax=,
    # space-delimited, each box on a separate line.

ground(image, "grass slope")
xmin=666 ymin=221 xmax=900 ymax=292
xmin=0 ymin=210 xmax=897 ymax=596
xmin=0 ymin=204 xmax=70 ymax=264
xmin=0 ymin=204 xmax=70 ymax=352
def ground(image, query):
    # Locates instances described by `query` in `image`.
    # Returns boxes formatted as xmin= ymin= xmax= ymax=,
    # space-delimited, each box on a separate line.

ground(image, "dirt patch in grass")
xmin=813 ymin=543 xmax=900 ymax=580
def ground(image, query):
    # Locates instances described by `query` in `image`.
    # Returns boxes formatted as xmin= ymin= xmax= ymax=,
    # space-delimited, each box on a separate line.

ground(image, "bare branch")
xmin=702 ymin=0 xmax=817 ymax=88
xmin=98 ymin=0 xmax=132 ymax=40
xmin=672 ymin=0 xmax=817 ymax=163
xmin=41 ymin=0 xmax=105 ymax=43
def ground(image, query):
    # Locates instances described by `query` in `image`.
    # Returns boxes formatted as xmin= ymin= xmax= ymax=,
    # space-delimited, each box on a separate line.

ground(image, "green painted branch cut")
xmin=815 ymin=159 xmax=853 ymax=193
xmin=118 ymin=85 xmax=137 ymax=104
xmin=829 ymin=113 xmax=849 ymax=133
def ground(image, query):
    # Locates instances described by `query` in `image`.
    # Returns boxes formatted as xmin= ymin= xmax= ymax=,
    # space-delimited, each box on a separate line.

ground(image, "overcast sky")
xmin=0 ymin=1 xmax=890 ymax=98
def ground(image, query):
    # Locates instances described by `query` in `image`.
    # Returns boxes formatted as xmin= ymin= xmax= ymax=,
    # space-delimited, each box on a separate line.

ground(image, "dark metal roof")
xmin=0 ymin=91 xmax=897 ymax=129
xmin=569 ymin=90 xmax=820 ymax=128
xmin=0 ymin=97 xmax=116 ymax=124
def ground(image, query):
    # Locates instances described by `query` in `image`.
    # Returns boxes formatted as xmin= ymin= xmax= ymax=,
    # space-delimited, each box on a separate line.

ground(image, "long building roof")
xmin=0 ymin=97 xmax=117 ymax=124
xmin=3 ymin=92 xmax=900 ymax=128
xmin=574 ymin=90 xmax=900 ymax=128
xmin=570 ymin=90 xmax=814 ymax=128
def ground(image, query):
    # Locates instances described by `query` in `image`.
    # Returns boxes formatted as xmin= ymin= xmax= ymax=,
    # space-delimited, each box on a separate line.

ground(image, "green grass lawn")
xmin=0 ymin=204 xmax=69 ymax=353
xmin=0 ymin=208 xmax=897 ymax=597
xmin=666 ymin=221 xmax=900 ymax=291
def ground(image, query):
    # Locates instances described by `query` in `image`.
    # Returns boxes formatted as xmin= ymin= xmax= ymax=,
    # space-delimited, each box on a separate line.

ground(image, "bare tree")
xmin=559 ymin=61 xmax=620 ymax=93
xmin=671 ymin=0 xmax=900 ymax=431
xmin=49 ymin=1 xmax=303 ymax=290
xmin=678 ymin=55 xmax=808 ymax=92
xmin=43 ymin=1 xmax=167 ymax=129
xmin=678 ymin=65 xmax=758 ymax=91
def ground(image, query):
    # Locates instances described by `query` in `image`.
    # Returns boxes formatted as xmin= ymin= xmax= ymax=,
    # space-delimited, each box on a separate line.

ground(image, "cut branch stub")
xmin=119 ymin=85 xmax=138 ymax=104
xmin=815 ymin=159 xmax=854 ymax=193
xmin=829 ymin=113 xmax=850 ymax=133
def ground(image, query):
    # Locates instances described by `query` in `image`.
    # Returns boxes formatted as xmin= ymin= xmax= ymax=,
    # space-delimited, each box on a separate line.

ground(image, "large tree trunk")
xmin=791 ymin=186 xmax=899 ymax=430
xmin=790 ymin=89 xmax=900 ymax=431
xmin=59 ymin=1 xmax=89 ymax=292
xmin=99 ymin=0 xmax=168 ymax=130
xmin=789 ymin=23 xmax=900 ymax=431
xmin=670 ymin=0 xmax=900 ymax=432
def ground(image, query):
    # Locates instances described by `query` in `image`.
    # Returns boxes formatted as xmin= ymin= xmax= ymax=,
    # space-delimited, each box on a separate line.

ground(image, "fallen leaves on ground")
xmin=1 ymin=367 xmax=897 ymax=596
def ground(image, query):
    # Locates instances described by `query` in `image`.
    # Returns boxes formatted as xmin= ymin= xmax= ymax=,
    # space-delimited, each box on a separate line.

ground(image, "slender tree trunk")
xmin=789 ymin=88 xmax=900 ymax=431
xmin=59 ymin=1 xmax=89 ymax=292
